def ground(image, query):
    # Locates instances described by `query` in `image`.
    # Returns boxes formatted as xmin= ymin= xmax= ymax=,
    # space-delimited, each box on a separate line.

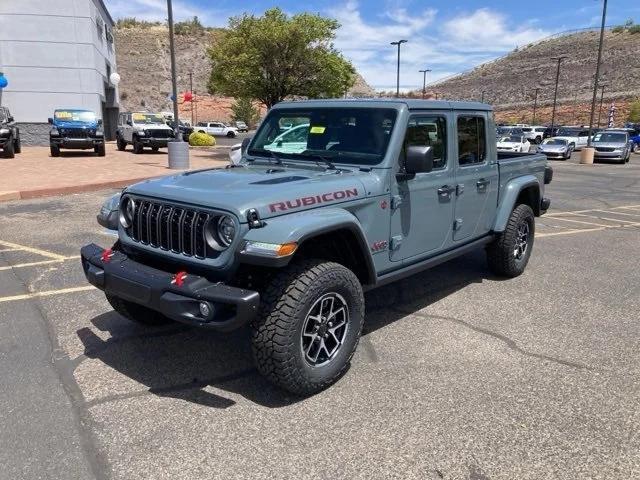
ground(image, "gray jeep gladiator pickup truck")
xmin=82 ymin=99 xmax=553 ymax=395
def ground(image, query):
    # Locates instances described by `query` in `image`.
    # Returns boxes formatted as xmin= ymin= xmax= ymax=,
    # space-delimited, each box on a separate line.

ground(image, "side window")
xmin=404 ymin=116 xmax=447 ymax=169
xmin=457 ymin=116 xmax=486 ymax=166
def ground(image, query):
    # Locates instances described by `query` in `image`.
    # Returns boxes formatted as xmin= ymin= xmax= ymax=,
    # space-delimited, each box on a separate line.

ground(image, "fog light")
xmin=199 ymin=302 xmax=212 ymax=318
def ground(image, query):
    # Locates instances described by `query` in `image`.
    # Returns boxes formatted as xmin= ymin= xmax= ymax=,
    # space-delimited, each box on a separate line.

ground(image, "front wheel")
xmin=95 ymin=143 xmax=106 ymax=156
xmin=3 ymin=136 xmax=15 ymax=158
xmin=251 ymin=260 xmax=365 ymax=396
xmin=50 ymin=145 xmax=60 ymax=157
xmin=116 ymin=136 xmax=127 ymax=151
xmin=151 ymin=146 xmax=159 ymax=152
xmin=14 ymin=135 xmax=21 ymax=154
xmin=132 ymin=137 xmax=144 ymax=154
xmin=226 ymin=131 xmax=236 ymax=138
xmin=486 ymin=204 xmax=535 ymax=278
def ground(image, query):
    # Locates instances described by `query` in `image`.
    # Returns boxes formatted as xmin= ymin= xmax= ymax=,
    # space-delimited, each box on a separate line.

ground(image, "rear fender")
xmin=493 ymin=175 xmax=540 ymax=232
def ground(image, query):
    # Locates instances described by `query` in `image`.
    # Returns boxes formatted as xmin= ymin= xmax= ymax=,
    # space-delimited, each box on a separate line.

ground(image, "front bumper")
xmin=541 ymin=151 xmax=566 ymax=158
xmin=51 ymin=137 xmax=104 ymax=149
xmin=594 ymin=151 xmax=625 ymax=160
xmin=81 ymin=243 xmax=260 ymax=331
xmin=0 ymin=136 xmax=9 ymax=148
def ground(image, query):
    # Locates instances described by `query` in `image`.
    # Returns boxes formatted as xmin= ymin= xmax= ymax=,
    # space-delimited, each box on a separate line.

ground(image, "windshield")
xmin=499 ymin=136 xmax=521 ymax=142
xmin=521 ymin=128 xmax=532 ymax=132
xmin=593 ymin=132 xmax=627 ymax=143
xmin=132 ymin=113 xmax=165 ymax=124
xmin=543 ymin=139 xmax=567 ymax=145
xmin=249 ymin=108 xmax=398 ymax=166
xmin=54 ymin=110 xmax=96 ymax=122
xmin=557 ymin=128 xmax=580 ymax=137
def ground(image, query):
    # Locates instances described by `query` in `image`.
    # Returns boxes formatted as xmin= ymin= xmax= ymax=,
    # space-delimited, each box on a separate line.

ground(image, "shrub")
xmin=628 ymin=25 xmax=640 ymax=34
xmin=612 ymin=25 xmax=625 ymax=33
xmin=628 ymin=98 xmax=640 ymax=123
xmin=189 ymin=131 xmax=215 ymax=146
xmin=174 ymin=16 xmax=206 ymax=35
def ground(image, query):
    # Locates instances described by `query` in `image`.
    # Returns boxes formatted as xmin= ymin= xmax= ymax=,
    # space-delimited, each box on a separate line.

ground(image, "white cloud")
xmin=104 ymin=0 xmax=228 ymax=27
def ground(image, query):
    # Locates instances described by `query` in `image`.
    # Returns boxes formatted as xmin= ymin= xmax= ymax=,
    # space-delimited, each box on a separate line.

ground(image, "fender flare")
xmin=238 ymin=208 xmax=376 ymax=284
xmin=492 ymin=175 xmax=540 ymax=232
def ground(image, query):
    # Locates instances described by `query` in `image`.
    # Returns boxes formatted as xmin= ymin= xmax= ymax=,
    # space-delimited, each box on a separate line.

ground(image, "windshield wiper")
xmin=300 ymin=151 xmax=337 ymax=170
xmin=245 ymin=149 xmax=284 ymax=165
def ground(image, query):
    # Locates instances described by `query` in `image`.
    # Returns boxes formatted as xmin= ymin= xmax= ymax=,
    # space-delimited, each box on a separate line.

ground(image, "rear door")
xmin=452 ymin=113 xmax=499 ymax=242
xmin=389 ymin=112 xmax=455 ymax=262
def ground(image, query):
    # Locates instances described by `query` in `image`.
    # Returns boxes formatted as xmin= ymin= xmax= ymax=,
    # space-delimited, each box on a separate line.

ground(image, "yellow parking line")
xmin=0 ymin=240 xmax=66 ymax=260
xmin=0 ymin=285 xmax=96 ymax=303
xmin=0 ymin=256 xmax=79 ymax=271
xmin=544 ymin=216 xmax=610 ymax=228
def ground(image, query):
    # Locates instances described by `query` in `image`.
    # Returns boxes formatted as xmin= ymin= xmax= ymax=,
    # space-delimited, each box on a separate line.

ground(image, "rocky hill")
xmin=420 ymin=28 xmax=640 ymax=125
xmin=114 ymin=25 xmax=375 ymax=122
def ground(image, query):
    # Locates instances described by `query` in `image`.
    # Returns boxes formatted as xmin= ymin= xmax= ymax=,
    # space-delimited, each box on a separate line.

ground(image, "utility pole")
xmin=189 ymin=71 xmax=194 ymax=126
xmin=390 ymin=40 xmax=407 ymax=98
xmin=586 ymin=0 xmax=608 ymax=148
xmin=532 ymin=87 xmax=541 ymax=125
xmin=418 ymin=69 xmax=431 ymax=99
xmin=550 ymin=56 xmax=567 ymax=131
xmin=481 ymin=90 xmax=486 ymax=103
xmin=597 ymin=83 xmax=608 ymax=128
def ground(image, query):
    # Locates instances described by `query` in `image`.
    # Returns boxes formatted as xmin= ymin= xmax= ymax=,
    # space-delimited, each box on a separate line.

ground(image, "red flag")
xmin=183 ymin=91 xmax=193 ymax=102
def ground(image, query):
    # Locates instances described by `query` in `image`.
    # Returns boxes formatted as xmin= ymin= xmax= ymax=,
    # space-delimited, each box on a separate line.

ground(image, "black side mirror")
xmin=126 ymin=120 xmax=132 ymax=126
xmin=241 ymin=136 xmax=252 ymax=154
xmin=7 ymin=116 xmax=14 ymax=123
xmin=97 ymin=119 xmax=103 ymax=126
xmin=404 ymin=145 xmax=434 ymax=175
xmin=48 ymin=117 xmax=53 ymax=124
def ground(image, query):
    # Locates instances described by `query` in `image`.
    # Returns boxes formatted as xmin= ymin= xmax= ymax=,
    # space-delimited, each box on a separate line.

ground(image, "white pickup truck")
xmin=195 ymin=121 xmax=238 ymax=138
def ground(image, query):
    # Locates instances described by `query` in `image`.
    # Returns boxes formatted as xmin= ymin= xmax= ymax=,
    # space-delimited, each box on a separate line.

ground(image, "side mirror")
xmin=97 ymin=119 xmax=103 ymax=126
xmin=241 ymin=136 xmax=252 ymax=154
xmin=126 ymin=120 xmax=132 ymax=126
xmin=7 ymin=116 xmax=14 ymax=123
xmin=404 ymin=145 xmax=434 ymax=175
xmin=48 ymin=117 xmax=53 ymax=124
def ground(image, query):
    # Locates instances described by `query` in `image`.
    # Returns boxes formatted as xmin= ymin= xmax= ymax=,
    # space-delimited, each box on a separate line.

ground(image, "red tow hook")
xmin=101 ymin=248 xmax=114 ymax=263
xmin=171 ymin=271 xmax=188 ymax=287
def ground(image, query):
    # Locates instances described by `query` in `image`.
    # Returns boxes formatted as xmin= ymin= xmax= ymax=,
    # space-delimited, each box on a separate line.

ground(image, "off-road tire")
xmin=14 ymin=135 xmax=21 ymax=154
xmin=116 ymin=136 xmax=127 ymax=151
xmin=95 ymin=143 xmax=106 ymax=156
xmin=251 ymin=259 xmax=365 ymax=396
xmin=486 ymin=204 xmax=535 ymax=278
xmin=50 ymin=145 xmax=60 ymax=157
xmin=3 ymin=136 xmax=15 ymax=158
xmin=133 ymin=137 xmax=144 ymax=154
xmin=106 ymin=293 xmax=173 ymax=326
xmin=151 ymin=146 xmax=159 ymax=152
xmin=226 ymin=131 xmax=236 ymax=138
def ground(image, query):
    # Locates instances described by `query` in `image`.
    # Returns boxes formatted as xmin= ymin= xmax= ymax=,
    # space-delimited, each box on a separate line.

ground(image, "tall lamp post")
xmin=390 ymin=40 xmax=407 ymax=98
xmin=597 ymin=83 xmax=608 ymax=128
xmin=550 ymin=56 xmax=567 ymax=132
xmin=583 ymin=0 xmax=608 ymax=164
xmin=532 ymin=87 xmax=541 ymax=125
xmin=418 ymin=69 xmax=431 ymax=99
xmin=166 ymin=0 xmax=189 ymax=169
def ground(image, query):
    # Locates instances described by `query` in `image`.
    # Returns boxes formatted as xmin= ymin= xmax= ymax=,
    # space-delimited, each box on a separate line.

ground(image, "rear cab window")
xmin=457 ymin=116 xmax=486 ymax=166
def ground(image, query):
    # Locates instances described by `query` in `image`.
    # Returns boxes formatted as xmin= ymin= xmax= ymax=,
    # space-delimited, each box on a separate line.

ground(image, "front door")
xmin=452 ymin=114 xmax=499 ymax=242
xmin=389 ymin=113 xmax=455 ymax=262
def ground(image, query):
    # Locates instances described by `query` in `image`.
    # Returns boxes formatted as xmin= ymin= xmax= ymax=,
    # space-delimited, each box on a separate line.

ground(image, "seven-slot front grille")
xmin=62 ymin=128 xmax=93 ymax=138
xmin=146 ymin=129 xmax=174 ymax=139
xmin=127 ymin=199 xmax=210 ymax=259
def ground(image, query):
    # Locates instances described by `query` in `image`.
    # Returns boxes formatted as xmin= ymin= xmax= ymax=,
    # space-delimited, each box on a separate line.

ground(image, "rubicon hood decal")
xmin=269 ymin=188 xmax=359 ymax=212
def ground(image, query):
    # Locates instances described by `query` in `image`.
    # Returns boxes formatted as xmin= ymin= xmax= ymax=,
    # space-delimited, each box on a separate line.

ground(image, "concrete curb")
xmin=1 ymin=176 xmax=160 ymax=202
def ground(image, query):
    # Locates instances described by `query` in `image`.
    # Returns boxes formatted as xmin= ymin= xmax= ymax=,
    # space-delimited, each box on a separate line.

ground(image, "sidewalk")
xmin=0 ymin=143 xmax=229 ymax=201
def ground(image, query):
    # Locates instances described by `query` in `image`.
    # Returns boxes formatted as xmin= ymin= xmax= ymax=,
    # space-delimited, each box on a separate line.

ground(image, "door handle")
xmin=476 ymin=178 xmax=490 ymax=189
xmin=437 ymin=185 xmax=455 ymax=197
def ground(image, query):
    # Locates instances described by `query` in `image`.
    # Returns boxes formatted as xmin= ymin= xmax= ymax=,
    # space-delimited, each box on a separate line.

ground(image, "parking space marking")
xmin=538 ymin=227 xmax=605 ymax=238
xmin=0 ymin=256 xmax=79 ymax=271
xmin=592 ymin=209 xmax=640 ymax=217
xmin=561 ymin=212 xmax=637 ymax=224
xmin=0 ymin=240 xmax=66 ymax=260
xmin=0 ymin=285 xmax=96 ymax=303
xmin=543 ymin=216 xmax=610 ymax=228
xmin=0 ymin=248 xmax=20 ymax=253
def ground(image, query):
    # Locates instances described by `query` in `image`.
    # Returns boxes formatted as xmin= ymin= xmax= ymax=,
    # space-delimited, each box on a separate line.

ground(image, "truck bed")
xmin=496 ymin=151 xmax=549 ymax=207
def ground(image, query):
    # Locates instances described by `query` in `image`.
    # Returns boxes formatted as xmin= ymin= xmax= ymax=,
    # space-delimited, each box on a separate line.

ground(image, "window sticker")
xmin=132 ymin=113 xmax=147 ymax=121
xmin=55 ymin=111 xmax=73 ymax=119
xmin=310 ymin=126 xmax=326 ymax=134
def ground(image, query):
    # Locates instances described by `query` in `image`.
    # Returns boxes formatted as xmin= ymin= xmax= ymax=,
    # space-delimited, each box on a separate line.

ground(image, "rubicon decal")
xmin=370 ymin=240 xmax=388 ymax=253
xmin=269 ymin=188 xmax=359 ymax=213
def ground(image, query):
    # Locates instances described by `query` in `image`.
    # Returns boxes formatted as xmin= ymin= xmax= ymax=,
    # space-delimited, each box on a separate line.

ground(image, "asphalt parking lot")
xmin=1 ymin=153 xmax=639 ymax=479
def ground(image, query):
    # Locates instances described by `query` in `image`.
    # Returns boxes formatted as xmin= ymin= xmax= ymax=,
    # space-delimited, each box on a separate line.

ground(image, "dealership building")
xmin=0 ymin=0 xmax=120 ymax=144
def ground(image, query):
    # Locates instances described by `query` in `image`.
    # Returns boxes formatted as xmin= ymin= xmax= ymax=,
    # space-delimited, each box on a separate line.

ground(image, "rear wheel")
xmin=50 ymin=145 xmax=60 ymax=157
xmin=486 ymin=204 xmax=535 ymax=278
xmin=3 ymin=136 xmax=15 ymax=158
xmin=151 ymin=146 xmax=159 ymax=152
xmin=14 ymin=135 xmax=21 ymax=154
xmin=251 ymin=259 xmax=365 ymax=396
xmin=226 ymin=131 xmax=236 ymax=138
xmin=95 ymin=143 xmax=106 ymax=156
xmin=106 ymin=294 xmax=173 ymax=326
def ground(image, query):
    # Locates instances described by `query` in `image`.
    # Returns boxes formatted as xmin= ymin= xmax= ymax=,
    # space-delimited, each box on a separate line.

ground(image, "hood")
xmin=125 ymin=163 xmax=370 ymax=222
xmin=53 ymin=119 xmax=99 ymax=129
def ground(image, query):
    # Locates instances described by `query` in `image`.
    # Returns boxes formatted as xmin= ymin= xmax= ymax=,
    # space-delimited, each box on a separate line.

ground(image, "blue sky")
xmin=105 ymin=0 xmax=638 ymax=91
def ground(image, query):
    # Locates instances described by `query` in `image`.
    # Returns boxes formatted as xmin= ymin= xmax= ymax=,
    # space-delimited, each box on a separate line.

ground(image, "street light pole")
xmin=586 ymin=0 xmax=608 ymax=148
xmin=532 ymin=87 xmax=540 ymax=124
xmin=418 ymin=69 xmax=431 ymax=99
xmin=390 ymin=40 xmax=407 ymax=98
xmin=597 ymin=83 xmax=607 ymax=128
xmin=550 ymin=56 xmax=567 ymax=132
xmin=166 ymin=0 xmax=189 ymax=168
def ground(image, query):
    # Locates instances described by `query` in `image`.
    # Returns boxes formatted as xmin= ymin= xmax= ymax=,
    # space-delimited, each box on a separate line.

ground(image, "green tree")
xmin=230 ymin=97 xmax=260 ymax=126
xmin=628 ymin=98 xmax=640 ymax=123
xmin=207 ymin=8 xmax=356 ymax=108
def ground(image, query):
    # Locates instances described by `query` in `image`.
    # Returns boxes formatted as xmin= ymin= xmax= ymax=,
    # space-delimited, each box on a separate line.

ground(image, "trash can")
xmin=580 ymin=147 xmax=594 ymax=165
xmin=168 ymin=141 xmax=190 ymax=169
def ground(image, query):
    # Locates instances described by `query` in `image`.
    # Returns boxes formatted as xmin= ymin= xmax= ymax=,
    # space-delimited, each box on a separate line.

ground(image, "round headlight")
xmin=217 ymin=215 xmax=236 ymax=247
xmin=119 ymin=196 xmax=135 ymax=228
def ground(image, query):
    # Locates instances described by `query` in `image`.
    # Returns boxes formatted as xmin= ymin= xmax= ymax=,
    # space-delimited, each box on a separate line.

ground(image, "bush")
xmin=628 ymin=25 xmax=640 ymax=34
xmin=174 ymin=16 xmax=206 ymax=35
xmin=188 ymin=131 xmax=215 ymax=146
xmin=612 ymin=25 xmax=625 ymax=33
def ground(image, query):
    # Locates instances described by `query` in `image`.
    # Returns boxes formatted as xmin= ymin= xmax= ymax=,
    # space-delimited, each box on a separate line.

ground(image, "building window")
xmin=96 ymin=17 xmax=104 ymax=38
xmin=106 ymin=29 xmax=114 ymax=44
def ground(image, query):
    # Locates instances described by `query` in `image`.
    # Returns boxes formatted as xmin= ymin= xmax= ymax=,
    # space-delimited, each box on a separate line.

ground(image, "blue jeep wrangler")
xmin=49 ymin=109 xmax=105 ymax=157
